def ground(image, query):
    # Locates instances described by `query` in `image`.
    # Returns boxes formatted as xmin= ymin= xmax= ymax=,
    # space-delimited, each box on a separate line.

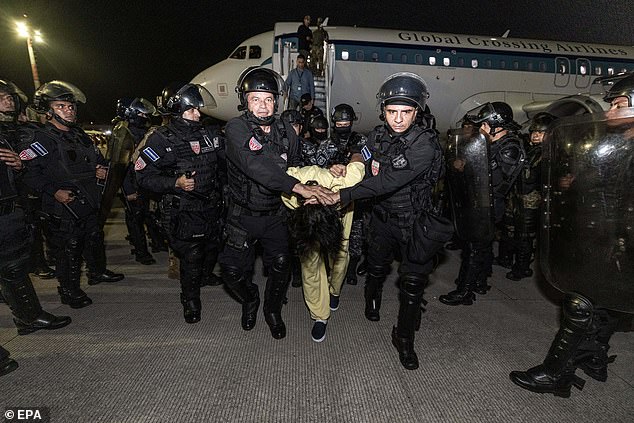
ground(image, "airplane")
xmin=190 ymin=22 xmax=634 ymax=135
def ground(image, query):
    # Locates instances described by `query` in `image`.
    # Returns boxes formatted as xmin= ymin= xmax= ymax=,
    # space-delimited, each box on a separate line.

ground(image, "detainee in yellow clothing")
xmin=282 ymin=160 xmax=365 ymax=322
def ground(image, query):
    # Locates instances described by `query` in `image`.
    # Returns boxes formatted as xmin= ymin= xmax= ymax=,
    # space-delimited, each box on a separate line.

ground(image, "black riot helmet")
xmin=377 ymin=72 xmax=429 ymax=117
xmin=0 ymin=80 xmax=28 ymax=122
xmin=528 ymin=112 xmax=556 ymax=133
xmin=236 ymin=67 xmax=286 ymax=111
xmin=331 ymin=103 xmax=356 ymax=137
xmin=117 ymin=97 xmax=157 ymax=127
xmin=164 ymin=83 xmax=216 ymax=116
xmin=157 ymin=81 xmax=186 ymax=115
xmin=32 ymin=80 xmax=86 ymax=127
xmin=281 ymin=109 xmax=303 ymax=125
xmin=471 ymin=101 xmax=521 ymax=135
xmin=603 ymin=72 xmax=634 ymax=107
xmin=310 ymin=115 xmax=329 ymax=141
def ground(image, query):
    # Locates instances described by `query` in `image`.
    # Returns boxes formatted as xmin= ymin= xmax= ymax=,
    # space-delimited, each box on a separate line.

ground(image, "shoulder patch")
xmin=143 ymin=146 xmax=160 ymax=162
xmin=249 ymin=137 xmax=262 ymax=151
xmin=30 ymin=142 xmax=48 ymax=156
xmin=361 ymin=145 xmax=372 ymax=161
xmin=134 ymin=157 xmax=147 ymax=171
xmin=19 ymin=148 xmax=38 ymax=161
xmin=371 ymin=160 xmax=380 ymax=176
xmin=190 ymin=141 xmax=200 ymax=154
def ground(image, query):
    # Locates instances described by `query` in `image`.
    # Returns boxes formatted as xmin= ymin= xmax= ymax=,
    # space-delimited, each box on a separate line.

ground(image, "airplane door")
xmin=575 ymin=58 xmax=591 ymax=89
xmin=554 ymin=57 xmax=570 ymax=87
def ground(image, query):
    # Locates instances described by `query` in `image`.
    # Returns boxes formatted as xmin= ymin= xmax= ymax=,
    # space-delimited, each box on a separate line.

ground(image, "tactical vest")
xmin=370 ymin=125 xmax=443 ymax=213
xmin=490 ymin=133 xmax=525 ymax=198
xmin=155 ymin=125 xmax=221 ymax=212
xmin=0 ymin=125 xmax=19 ymax=209
xmin=227 ymin=118 xmax=290 ymax=212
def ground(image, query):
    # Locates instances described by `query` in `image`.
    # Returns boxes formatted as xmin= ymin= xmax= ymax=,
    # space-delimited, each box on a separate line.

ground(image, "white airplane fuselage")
xmin=191 ymin=23 xmax=634 ymax=134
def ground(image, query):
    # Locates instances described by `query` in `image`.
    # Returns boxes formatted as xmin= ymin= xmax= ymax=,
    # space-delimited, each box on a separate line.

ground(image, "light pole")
xmin=15 ymin=18 xmax=44 ymax=92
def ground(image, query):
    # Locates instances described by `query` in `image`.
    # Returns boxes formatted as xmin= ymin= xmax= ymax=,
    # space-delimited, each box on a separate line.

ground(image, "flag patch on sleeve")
xmin=19 ymin=148 xmax=37 ymax=160
xmin=143 ymin=147 xmax=160 ymax=162
xmin=30 ymin=142 xmax=48 ymax=156
xmin=249 ymin=137 xmax=262 ymax=151
xmin=134 ymin=157 xmax=147 ymax=170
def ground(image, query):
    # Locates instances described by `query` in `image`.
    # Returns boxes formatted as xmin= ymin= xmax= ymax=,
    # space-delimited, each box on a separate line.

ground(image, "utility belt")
xmin=0 ymin=201 xmax=16 ymax=216
xmin=229 ymin=201 xmax=280 ymax=218
xmin=373 ymin=205 xmax=414 ymax=223
xmin=170 ymin=191 xmax=220 ymax=210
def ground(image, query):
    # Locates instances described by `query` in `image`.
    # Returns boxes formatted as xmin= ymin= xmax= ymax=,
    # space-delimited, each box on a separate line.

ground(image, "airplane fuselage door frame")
xmin=555 ymin=57 xmax=571 ymax=87
xmin=575 ymin=58 xmax=591 ymax=89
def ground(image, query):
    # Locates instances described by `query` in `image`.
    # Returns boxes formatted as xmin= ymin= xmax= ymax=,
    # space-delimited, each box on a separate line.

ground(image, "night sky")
xmin=2 ymin=0 xmax=633 ymax=123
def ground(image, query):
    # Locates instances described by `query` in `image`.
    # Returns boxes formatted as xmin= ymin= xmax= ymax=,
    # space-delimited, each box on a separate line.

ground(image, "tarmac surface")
xmin=1 ymin=208 xmax=632 ymax=422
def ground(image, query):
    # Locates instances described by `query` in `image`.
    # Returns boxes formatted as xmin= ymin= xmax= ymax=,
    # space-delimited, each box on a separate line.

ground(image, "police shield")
xmin=541 ymin=109 xmax=634 ymax=312
xmin=446 ymin=127 xmax=494 ymax=242
xmin=99 ymin=120 xmax=136 ymax=223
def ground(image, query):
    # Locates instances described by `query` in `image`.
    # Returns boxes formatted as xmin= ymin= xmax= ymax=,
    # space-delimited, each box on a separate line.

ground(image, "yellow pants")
xmin=301 ymin=204 xmax=354 ymax=321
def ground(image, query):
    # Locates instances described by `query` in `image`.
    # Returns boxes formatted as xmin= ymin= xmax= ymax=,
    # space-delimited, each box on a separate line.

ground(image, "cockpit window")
xmin=249 ymin=45 xmax=262 ymax=59
xmin=230 ymin=46 xmax=247 ymax=60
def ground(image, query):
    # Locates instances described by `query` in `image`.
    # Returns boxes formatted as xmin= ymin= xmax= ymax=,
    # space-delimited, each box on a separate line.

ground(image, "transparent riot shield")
xmin=99 ymin=120 xmax=136 ymax=224
xmin=446 ymin=127 xmax=495 ymax=242
xmin=541 ymin=109 xmax=634 ymax=313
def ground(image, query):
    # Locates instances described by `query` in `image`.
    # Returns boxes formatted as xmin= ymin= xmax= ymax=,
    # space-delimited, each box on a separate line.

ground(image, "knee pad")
xmin=367 ymin=264 xmax=389 ymax=279
xmin=64 ymin=238 xmax=83 ymax=256
xmin=399 ymin=273 xmax=427 ymax=298
xmin=182 ymin=245 xmax=205 ymax=265
xmin=221 ymin=265 xmax=244 ymax=284
xmin=563 ymin=292 xmax=594 ymax=331
xmin=271 ymin=254 xmax=290 ymax=274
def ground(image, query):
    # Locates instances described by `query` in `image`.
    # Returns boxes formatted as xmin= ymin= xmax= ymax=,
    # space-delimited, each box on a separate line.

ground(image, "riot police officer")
xmin=509 ymin=73 xmax=634 ymax=398
xmin=506 ymin=112 xmax=555 ymax=280
xmin=440 ymin=102 xmax=524 ymax=305
xmin=0 ymin=79 xmax=71 ymax=346
xmin=219 ymin=66 xmax=332 ymax=339
xmin=135 ymin=83 xmax=224 ymax=323
xmin=19 ymin=81 xmax=123 ymax=308
xmin=325 ymin=73 xmax=446 ymax=370
xmin=111 ymin=97 xmax=158 ymax=265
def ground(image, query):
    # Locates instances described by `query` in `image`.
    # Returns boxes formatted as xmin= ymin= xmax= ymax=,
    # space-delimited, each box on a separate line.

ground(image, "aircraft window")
xmin=386 ymin=53 xmax=393 ymax=62
xmin=485 ymin=59 xmax=492 ymax=68
xmin=558 ymin=63 xmax=567 ymax=74
xmin=527 ymin=61 xmax=534 ymax=71
xmin=500 ymin=60 xmax=506 ymax=69
xmin=249 ymin=45 xmax=261 ymax=59
xmin=458 ymin=57 xmax=465 ymax=66
xmin=415 ymin=54 xmax=423 ymax=65
xmin=594 ymin=66 xmax=602 ymax=75
xmin=342 ymin=50 xmax=349 ymax=60
xmin=230 ymin=46 xmax=247 ymax=60
xmin=513 ymin=61 xmax=520 ymax=70
xmin=608 ymin=67 xmax=614 ymax=75
xmin=539 ymin=62 xmax=547 ymax=72
xmin=356 ymin=50 xmax=364 ymax=61
xmin=579 ymin=65 xmax=587 ymax=75
xmin=429 ymin=57 xmax=436 ymax=66
xmin=471 ymin=59 xmax=478 ymax=68
xmin=401 ymin=54 xmax=408 ymax=63
xmin=371 ymin=52 xmax=379 ymax=62
xmin=443 ymin=58 xmax=450 ymax=66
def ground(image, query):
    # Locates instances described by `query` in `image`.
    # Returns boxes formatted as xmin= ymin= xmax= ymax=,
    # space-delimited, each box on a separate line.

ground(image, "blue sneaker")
xmin=311 ymin=320 xmax=327 ymax=342
xmin=329 ymin=294 xmax=340 ymax=311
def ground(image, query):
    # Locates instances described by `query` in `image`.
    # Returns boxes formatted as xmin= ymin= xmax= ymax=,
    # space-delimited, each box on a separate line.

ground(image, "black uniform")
xmin=135 ymin=117 xmax=224 ymax=320
xmin=507 ymin=138 xmax=542 ymax=279
xmin=19 ymin=122 xmax=114 ymax=307
xmin=338 ymin=124 xmax=444 ymax=348
xmin=219 ymin=113 xmax=300 ymax=339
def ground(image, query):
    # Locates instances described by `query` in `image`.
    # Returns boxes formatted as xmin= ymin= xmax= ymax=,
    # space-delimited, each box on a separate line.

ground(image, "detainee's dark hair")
xmin=288 ymin=204 xmax=343 ymax=257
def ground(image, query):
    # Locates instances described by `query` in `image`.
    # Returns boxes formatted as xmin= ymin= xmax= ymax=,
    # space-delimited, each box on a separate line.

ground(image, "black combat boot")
xmin=222 ymin=266 xmax=259 ymax=331
xmin=57 ymin=239 xmax=92 ymax=309
xmin=506 ymin=238 xmax=534 ymax=281
xmin=509 ymin=293 xmax=593 ymax=397
xmin=1 ymin=265 xmax=71 ymax=335
xmin=263 ymin=255 xmax=290 ymax=339
xmin=439 ymin=249 xmax=479 ymax=306
xmin=364 ymin=264 xmax=387 ymax=321
xmin=575 ymin=310 xmax=618 ymax=382
xmin=126 ymin=208 xmax=156 ymax=265
xmin=180 ymin=294 xmax=201 ymax=324
xmin=0 ymin=347 xmax=18 ymax=377
xmin=392 ymin=274 xmax=427 ymax=370
xmin=495 ymin=238 xmax=514 ymax=269
xmin=344 ymin=256 xmax=360 ymax=285
xmin=85 ymin=231 xmax=124 ymax=285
